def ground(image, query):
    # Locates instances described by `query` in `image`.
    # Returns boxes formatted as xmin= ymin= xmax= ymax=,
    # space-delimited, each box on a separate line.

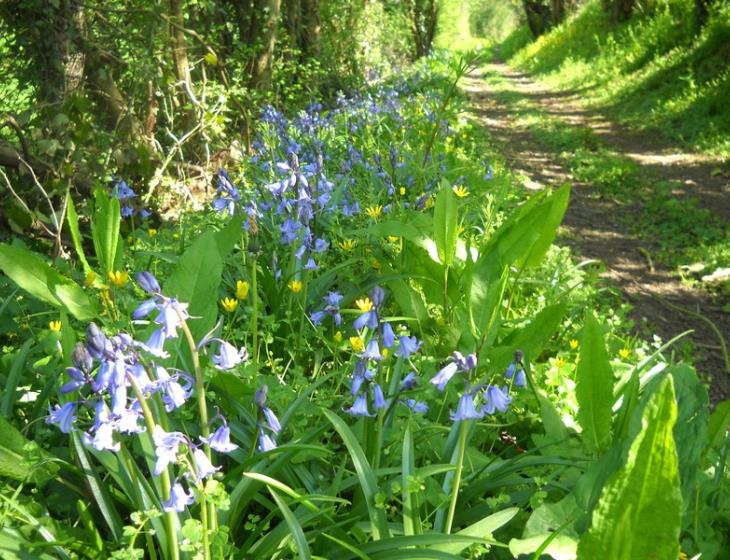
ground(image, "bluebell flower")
xmin=255 ymin=385 xmax=282 ymax=433
xmin=514 ymin=369 xmax=527 ymax=387
xmin=345 ymin=393 xmax=374 ymax=417
xmin=121 ymin=205 xmax=134 ymax=218
xmin=395 ymin=336 xmax=422 ymax=359
xmin=450 ymin=393 xmax=484 ymax=422
xmin=382 ymin=323 xmax=395 ymax=348
xmin=192 ymin=448 xmax=219 ymax=482
xmin=258 ymin=430 xmax=277 ymax=452
xmin=163 ymin=482 xmax=194 ymax=512
xmin=482 ymin=385 xmax=512 ymax=415
xmin=373 ymin=384 xmax=386 ymax=410
xmin=155 ymin=367 xmax=192 ymax=411
xmin=212 ymin=169 xmax=241 ymax=215
xmin=404 ymin=399 xmax=429 ymax=414
xmin=136 ymin=272 xmax=161 ymax=295
xmin=201 ymin=423 xmax=238 ymax=453
xmin=361 ymin=339 xmax=382 ymax=361
xmin=263 ymin=407 xmax=281 ymax=434
xmin=211 ymin=340 xmax=248 ymax=370
xmin=47 ymin=402 xmax=77 ymax=433
xmin=112 ymin=179 xmax=136 ymax=200
xmin=310 ymin=311 xmax=325 ymax=326
xmin=400 ymin=371 xmax=419 ymax=391
xmin=304 ymin=257 xmax=318 ymax=271
xmin=153 ymin=426 xmax=186 ymax=476
xmin=314 ymin=238 xmax=329 ymax=253
xmin=452 ymin=351 xmax=477 ymax=372
xmin=430 ymin=362 xmax=458 ymax=392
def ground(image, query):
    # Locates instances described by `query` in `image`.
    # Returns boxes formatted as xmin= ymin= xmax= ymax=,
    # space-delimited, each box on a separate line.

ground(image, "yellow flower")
xmin=382 ymin=348 xmax=389 ymax=358
xmin=334 ymin=331 xmax=343 ymax=343
xmin=365 ymin=205 xmax=383 ymax=220
xmin=84 ymin=271 xmax=97 ymax=287
xmin=355 ymin=297 xmax=373 ymax=312
xmin=387 ymin=236 xmax=400 ymax=243
xmin=424 ymin=195 xmax=434 ymax=209
xmin=349 ymin=336 xmax=364 ymax=353
xmin=452 ymin=185 xmax=469 ymax=198
xmin=48 ymin=320 xmax=62 ymax=332
xmin=148 ymin=228 xmax=158 ymax=237
xmin=399 ymin=187 xmax=406 ymax=196
xmin=220 ymin=297 xmax=238 ymax=312
xmin=288 ymin=279 xmax=303 ymax=293
xmin=339 ymin=239 xmax=356 ymax=252
xmin=619 ymin=348 xmax=631 ymax=359
xmin=554 ymin=357 xmax=566 ymax=368
xmin=236 ymin=280 xmax=250 ymax=300
xmin=108 ymin=270 xmax=129 ymax=288
xmin=569 ymin=339 xmax=579 ymax=350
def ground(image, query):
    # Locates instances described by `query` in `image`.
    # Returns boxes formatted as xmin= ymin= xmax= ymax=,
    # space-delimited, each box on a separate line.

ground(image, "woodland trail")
xmin=465 ymin=60 xmax=730 ymax=403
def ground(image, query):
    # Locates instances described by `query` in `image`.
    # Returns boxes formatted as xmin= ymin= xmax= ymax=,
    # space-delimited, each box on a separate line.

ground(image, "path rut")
xmin=465 ymin=61 xmax=730 ymax=403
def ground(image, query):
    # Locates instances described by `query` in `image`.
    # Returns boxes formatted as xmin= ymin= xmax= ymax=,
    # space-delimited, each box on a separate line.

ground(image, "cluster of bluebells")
xmin=46 ymin=272 xmax=271 ymax=513
xmin=430 ymin=350 xmax=525 ymax=422
xmin=344 ymin=286 xmax=427 ymax=417
xmin=111 ymin=179 xmax=151 ymax=219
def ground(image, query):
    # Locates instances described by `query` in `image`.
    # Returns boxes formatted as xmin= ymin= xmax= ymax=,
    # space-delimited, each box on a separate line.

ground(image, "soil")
xmin=464 ymin=61 xmax=730 ymax=404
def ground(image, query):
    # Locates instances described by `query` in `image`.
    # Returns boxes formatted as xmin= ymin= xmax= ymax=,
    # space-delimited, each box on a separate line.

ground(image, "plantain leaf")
xmin=433 ymin=181 xmax=458 ymax=267
xmin=65 ymin=192 xmax=92 ymax=274
xmin=577 ymin=375 xmax=682 ymax=560
xmin=705 ymin=399 xmax=730 ymax=456
xmin=91 ymin=187 xmax=122 ymax=275
xmin=575 ymin=313 xmax=613 ymax=454
xmin=0 ymin=243 xmax=98 ymax=320
xmin=0 ymin=417 xmax=59 ymax=486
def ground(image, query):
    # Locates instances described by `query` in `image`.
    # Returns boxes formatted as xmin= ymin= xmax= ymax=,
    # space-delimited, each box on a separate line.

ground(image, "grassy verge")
xmin=499 ymin=0 xmax=730 ymax=158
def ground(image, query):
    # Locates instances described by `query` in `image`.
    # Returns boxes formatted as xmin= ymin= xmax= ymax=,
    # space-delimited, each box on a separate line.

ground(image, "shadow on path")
xmin=465 ymin=61 xmax=730 ymax=403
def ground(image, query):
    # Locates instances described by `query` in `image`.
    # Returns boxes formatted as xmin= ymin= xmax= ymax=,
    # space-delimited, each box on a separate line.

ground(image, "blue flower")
xmin=373 ymin=384 xmax=386 ymax=410
xmin=47 ymin=402 xmax=77 ymax=433
xmin=258 ymin=431 xmax=277 ymax=452
xmin=345 ymin=393 xmax=374 ymax=417
xmin=163 ymin=482 xmax=195 ymax=512
xmin=395 ymin=336 xmax=422 ymax=359
xmin=403 ymin=399 xmax=428 ymax=414
xmin=482 ymin=385 xmax=512 ymax=415
xmin=400 ymin=371 xmax=419 ymax=391
xmin=430 ymin=362 xmax=458 ymax=392
xmin=201 ymin=424 xmax=238 ymax=453
xmin=450 ymin=393 xmax=484 ymax=422
xmin=211 ymin=340 xmax=248 ymax=370
xmin=136 ymin=271 xmax=161 ymax=295
xmin=212 ymin=169 xmax=241 ymax=215
xmin=514 ymin=369 xmax=526 ymax=387
xmin=361 ymin=339 xmax=382 ymax=361
xmin=192 ymin=448 xmax=219 ymax=482
xmin=153 ymin=426 xmax=186 ymax=476
xmin=382 ymin=323 xmax=395 ymax=348
xmin=112 ymin=179 xmax=136 ymax=200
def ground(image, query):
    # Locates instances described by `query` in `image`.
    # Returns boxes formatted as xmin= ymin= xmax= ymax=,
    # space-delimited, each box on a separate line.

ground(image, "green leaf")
xmin=0 ymin=243 xmax=98 ymax=320
xmin=0 ymin=339 xmax=33 ymax=418
xmin=509 ymin=533 xmax=577 ymax=560
xmin=705 ymin=399 xmax=730 ymax=456
xmin=269 ymin=489 xmax=312 ymax=560
xmin=91 ymin=187 xmax=122 ymax=274
xmin=0 ymin=417 xmax=59 ymax=486
xmin=65 ymin=193 xmax=92 ymax=274
xmin=484 ymin=184 xmax=570 ymax=269
xmin=402 ymin=421 xmax=419 ymax=536
xmin=432 ymin=508 xmax=518 ymax=554
xmin=433 ymin=181 xmax=458 ymax=266
xmin=575 ymin=313 xmax=613 ymax=453
xmin=164 ymin=216 xmax=242 ymax=350
xmin=323 ymin=409 xmax=390 ymax=540
xmin=467 ymin=251 xmax=507 ymax=339
xmin=577 ymin=376 xmax=682 ymax=560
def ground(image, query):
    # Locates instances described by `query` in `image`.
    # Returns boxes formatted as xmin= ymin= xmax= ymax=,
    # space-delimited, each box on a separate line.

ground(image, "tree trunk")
xmin=409 ymin=0 xmax=439 ymax=59
xmin=523 ymin=0 xmax=553 ymax=36
xmin=169 ymin=0 xmax=191 ymax=106
xmin=300 ymin=0 xmax=320 ymax=57
xmin=695 ymin=0 xmax=710 ymax=26
xmin=285 ymin=0 xmax=301 ymax=50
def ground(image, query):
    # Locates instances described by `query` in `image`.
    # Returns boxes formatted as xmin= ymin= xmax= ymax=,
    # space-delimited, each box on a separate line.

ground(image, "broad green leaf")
xmin=484 ymin=184 xmax=570 ymax=269
xmin=323 ymin=409 xmax=390 ymax=540
xmin=433 ymin=181 xmax=458 ymax=266
xmin=509 ymin=533 xmax=577 ymax=560
xmin=269 ymin=489 xmax=312 ymax=560
xmin=388 ymin=278 xmax=428 ymax=330
xmin=0 ymin=417 xmax=59 ymax=485
xmin=164 ymin=216 xmax=242 ymax=348
xmin=467 ymin=251 xmax=507 ymax=339
xmin=0 ymin=243 xmax=98 ymax=320
xmin=91 ymin=187 xmax=122 ymax=275
xmin=575 ymin=313 xmax=613 ymax=453
xmin=705 ymin=399 xmax=730 ymax=456
xmin=0 ymin=339 xmax=33 ymax=418
xmin=354 ymin=534 xmax=496 ymax=556
xmin=577 ymin=376 xmax=682 ymax=560
xmin=65 ymin=193 xmax=92 ymax=274
xmin=432 ymin=507 xmax=518 ymax=554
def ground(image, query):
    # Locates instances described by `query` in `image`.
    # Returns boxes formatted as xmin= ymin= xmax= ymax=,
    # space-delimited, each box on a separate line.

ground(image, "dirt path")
xmin=464 ymin=61 xmax=730 ymax=403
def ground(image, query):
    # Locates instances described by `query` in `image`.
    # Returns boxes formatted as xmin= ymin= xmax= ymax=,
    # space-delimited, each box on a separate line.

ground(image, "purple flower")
xmin=201 ymin=424 xmax=238 ymax=453
xmin=163 ymin=482 xmax=195 ymax=512
xmin=47 ymin=402 xmax=77 ymax=433
xmin=396 ymin=336 xmax=422 ymax=359
xmin=153 ymin=426 xmax=186 ymax=476
xmin=514 ymin=369 xmax=527 ymax=387
xmin=430 ymin=362 xmax=458 ymax=392
xmin=345 ymin=393 xmax=374 ymax=417
xmin=400 ymin=371 xmax=419 ymax=391
xmin=310 ymin=311 xmax=326 ymax=326
xmin=373 ymin=384 xmax=386 ymax=410
xmin=450 ymin=393 xmax=484 ymax=422
xmin=452 ymin=351 xmax=477 ymax=372
xmin=482 ymin=385 xmax=512 ymax=415
xmin=212 ymin=169 xmax=241 ymax=215
xmin=382 ymin=323 xmax=395 ymax=348
xmin=112 ymin=179 xmax=136 ymax=200
xmin=354 ymin=310 xmax=378 ymax=331
xmin=361 ymin=339 xmax=382 ymax=361
xmin=404 ymin=399 xmax=428 ymax=414
xmin=258 ymin=431 xmax=277 ymax=452
xmin=192 ymin=448 xmax=219 ymax=481
xmin=211 ymin=340 xmax=248 ymax=370
xmin=263 ymin=407 xmax=282 ymax=434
